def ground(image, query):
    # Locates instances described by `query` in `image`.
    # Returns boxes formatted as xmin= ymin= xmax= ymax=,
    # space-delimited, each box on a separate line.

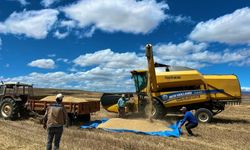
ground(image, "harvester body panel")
xmin=156 ymin=70 xmax=204 ymax=89
xmin=204 ymin=75 xmax=241 ymax=100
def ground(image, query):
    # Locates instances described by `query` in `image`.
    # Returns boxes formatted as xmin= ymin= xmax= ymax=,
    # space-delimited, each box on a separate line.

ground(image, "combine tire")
xmin=0 ymin=98 xmax=19 ymax=120
xmin=195 ymin=108 xmax=213 ymax=123
xmin=151 ymin=100 xmax=166 ymax=119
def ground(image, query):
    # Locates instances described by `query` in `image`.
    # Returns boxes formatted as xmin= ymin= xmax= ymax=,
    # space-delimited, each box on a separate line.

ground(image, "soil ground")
xmin=0 ymin=90 xmax=249 ymax=150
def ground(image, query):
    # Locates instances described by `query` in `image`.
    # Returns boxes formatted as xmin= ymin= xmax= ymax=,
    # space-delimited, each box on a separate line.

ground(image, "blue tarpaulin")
xmin=80 ymin=118 xmax=182 ymax=138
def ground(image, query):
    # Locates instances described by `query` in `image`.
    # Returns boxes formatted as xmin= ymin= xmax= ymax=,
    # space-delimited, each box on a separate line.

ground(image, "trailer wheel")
xmin=67 ymin=114 xmax=73 ymax=126
xmin=151 ymin=100 xmax=166 ymax=119
xmin=195 ymin=108 xmax=213 ymax=123
xmin=81 ymin=114 xmax=91 ymax=122
xmin=0 ymin=98 xmax=19 ymax=120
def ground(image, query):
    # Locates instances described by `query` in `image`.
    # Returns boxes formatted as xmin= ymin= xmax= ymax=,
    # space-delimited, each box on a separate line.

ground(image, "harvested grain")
xmin=97 ymin=118 xmax=170 ymax=132
xmin=40 ymin=96 xmax=89 ymax=102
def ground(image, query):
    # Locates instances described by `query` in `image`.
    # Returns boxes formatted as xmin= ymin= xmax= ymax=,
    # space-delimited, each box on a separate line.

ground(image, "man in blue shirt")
xmin=117 ymin=94 xmax=128 ymax=118
xmin=178 ymin=106 xmax=198 ymax=136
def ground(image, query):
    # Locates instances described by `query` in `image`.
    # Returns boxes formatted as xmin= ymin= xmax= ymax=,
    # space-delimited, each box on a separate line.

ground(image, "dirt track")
xmin=0 ymin=98 xmax=249 ymax=150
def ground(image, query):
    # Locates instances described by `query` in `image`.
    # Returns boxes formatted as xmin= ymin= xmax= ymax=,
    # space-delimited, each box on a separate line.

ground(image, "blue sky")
xmin=0 ymin=0 xmax=250 ymax=92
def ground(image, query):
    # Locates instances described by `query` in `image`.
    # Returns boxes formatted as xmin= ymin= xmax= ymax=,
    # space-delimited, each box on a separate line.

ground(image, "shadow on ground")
xmin=211 ymin=117 xmax=249 ymax=124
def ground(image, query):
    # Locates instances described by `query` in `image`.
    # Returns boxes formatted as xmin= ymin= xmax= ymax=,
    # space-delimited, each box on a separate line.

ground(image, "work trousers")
xmin=118 ymin=107 xmax=125 ymax=118
xmin=46 ymin=126 xmax=63 ymax=150
xmin=185 ymin=123 xmax=198 ymax=135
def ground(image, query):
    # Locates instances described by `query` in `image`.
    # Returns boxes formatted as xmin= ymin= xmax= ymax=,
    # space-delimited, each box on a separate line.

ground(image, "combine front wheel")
xmin=151 ymin=100 xmax=166 ymax=119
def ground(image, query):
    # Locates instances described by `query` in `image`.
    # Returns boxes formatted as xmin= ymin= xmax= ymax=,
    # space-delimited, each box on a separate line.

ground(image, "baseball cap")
xmin=56 ymin=93 xmax=64 ymax=100
xmin=180 ymin=106 xmax=187 ymax=111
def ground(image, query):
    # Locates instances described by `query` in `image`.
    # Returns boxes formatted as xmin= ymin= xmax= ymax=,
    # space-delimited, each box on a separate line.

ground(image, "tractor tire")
xmin=151 ymin=100 xmax=166 ymax=119
xmin=195 ymin=108 xmax=213 ymax=123
xmin=0 ymin=98 xmax=19 ymax=120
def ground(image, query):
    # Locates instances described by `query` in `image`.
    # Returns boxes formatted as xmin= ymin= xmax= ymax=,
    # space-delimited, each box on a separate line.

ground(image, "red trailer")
xmin=27 ymin=99 xmax=100 ymax=123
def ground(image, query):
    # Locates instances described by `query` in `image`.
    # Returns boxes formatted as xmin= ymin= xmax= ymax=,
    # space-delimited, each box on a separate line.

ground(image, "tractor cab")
xmin=0 ymin=82 xmax=33 ymax=119
xmin=0 ymin=82 xmax=33 ymax=102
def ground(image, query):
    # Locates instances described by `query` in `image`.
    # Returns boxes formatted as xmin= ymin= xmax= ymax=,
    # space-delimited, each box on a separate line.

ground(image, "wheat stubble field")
xmin=0 ymin=91 xmax=249 ymax=150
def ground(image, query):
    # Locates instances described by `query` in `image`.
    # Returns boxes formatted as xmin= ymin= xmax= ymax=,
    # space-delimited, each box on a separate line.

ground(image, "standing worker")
xmin=178 ymin=106 xmax=198 ymax=136
xmin=43 ymin=93 xmax=68 ymax=150
xmin=117 ymin=94 xmax=129 ymax=118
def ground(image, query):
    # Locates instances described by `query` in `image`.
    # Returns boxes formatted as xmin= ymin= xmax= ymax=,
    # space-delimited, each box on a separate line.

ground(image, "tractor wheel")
xmin=0 ymin=98 xmax=19 ymax=120
xmin=195 ymin=108 xmax=213 ymax=123
xmin=151 ymin=100 xmax=166 ymax=119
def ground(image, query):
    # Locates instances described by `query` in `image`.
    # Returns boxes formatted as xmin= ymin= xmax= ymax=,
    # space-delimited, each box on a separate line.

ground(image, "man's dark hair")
xmin=56 ymin=98 xmax=62 ymax=103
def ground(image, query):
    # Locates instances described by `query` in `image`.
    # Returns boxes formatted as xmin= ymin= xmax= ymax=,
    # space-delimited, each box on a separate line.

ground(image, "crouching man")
xmin=43 ymin=93 xmax=68 ymax=150
xmin=178 ymin=106 xmax=198 ymax=136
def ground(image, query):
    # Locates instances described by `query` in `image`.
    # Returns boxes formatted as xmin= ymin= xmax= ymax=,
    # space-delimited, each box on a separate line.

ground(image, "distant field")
xmin=32 ymin=88 xmax=102 ymax=100
xmin=0 ymin=89 xmax=249 ymax=150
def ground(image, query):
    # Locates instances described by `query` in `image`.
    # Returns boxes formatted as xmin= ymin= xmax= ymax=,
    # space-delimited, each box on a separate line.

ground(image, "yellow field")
xmin=0 ymin=90 xmax=249 ymax=150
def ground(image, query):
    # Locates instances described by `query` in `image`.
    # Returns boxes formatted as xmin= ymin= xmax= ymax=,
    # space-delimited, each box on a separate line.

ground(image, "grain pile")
xmin=97 ymin=118 xmax=170 ymax=132
xmin=40 ymin=96 xmax=89 ymax=102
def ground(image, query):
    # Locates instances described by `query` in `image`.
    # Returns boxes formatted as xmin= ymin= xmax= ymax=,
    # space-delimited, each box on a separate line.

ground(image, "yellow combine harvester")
xmin=101 ymin=44 xmax=241 ymax=123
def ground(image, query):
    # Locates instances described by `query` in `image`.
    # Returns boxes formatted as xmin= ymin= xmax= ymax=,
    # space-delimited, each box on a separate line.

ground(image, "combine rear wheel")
xmin=195 ymin=108 xmax=213 ymax=123
xmin=0 ymin=98 xmax=19 ymax=120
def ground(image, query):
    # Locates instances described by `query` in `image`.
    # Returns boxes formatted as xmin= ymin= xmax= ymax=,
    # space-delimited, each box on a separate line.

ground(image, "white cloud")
xmin=0 ymin=69 xmax=135 ymax=92
xmin=11 ymin=0 xmax=29 ymax=6
xmin=241 ymin=87 xmax=250 ymax=92
xmin=62 ymin=0 xmax=168 ymax=35
xmin=41 ymin=0 xmax=59 ymax=7
xmin=56 ymin=58 xmax=70 ymax=63
xmin=28 ymin=59 xmax=56 ymax=69
xmin=154 ymin=40 xmax=250 ymax=68
xmin=189 ymin=7 xmax=250 ymax=44
xmin=166 ymin=15 xmax=194 ymax=24
xmin=154 ymin=41 xmax=208 ymax=59
xmin=0 ymin=9 xmax=59 ymax=39
xmin=68 ymin=67 xmax=78 ymax=72
xmin=53 ymin=30 xmax=69 ymax=39
xmin=73 ymin=49 xmax=146 ymax=69
xmin=83 ymin=26 xmax=96 ymax=38
xmin=236 ymin=58 xmax=250 ymax=66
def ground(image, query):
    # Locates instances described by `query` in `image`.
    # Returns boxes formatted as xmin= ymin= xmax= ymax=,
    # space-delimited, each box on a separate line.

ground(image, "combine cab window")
xmin=132 ymin=73 xmax=147 ymax=92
